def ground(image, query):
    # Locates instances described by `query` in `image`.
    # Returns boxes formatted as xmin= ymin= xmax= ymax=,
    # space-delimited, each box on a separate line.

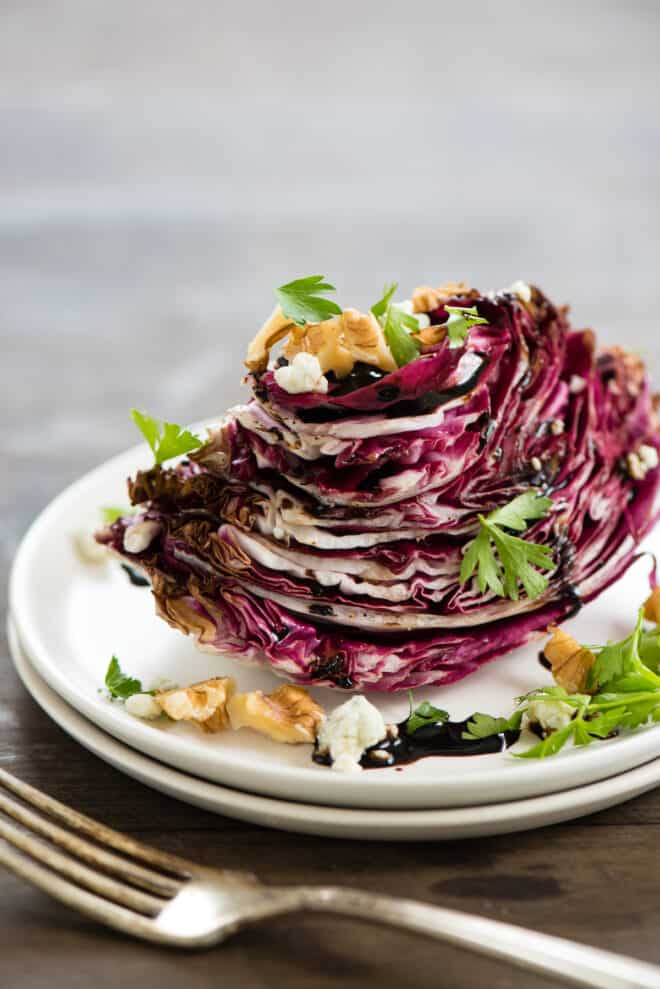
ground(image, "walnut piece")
xmin=245 ymin=302 xmax=398 ymax=379
xmin=245 ymin=306 xmax=295 ymax=372
xmin=228 ymin=684 xmax=325 ymax=743
xmin=644 ymin=587 xmax=660 ymax=624
xmin=543 ymin=626 xmax=596 ymax=694
xmin=411 ymin=281 xmax=475 ymax=313
xmin=283 ymin=309 xmax=396 ymax=378
xmin=156 ymin=677 xmax=236 ymax=733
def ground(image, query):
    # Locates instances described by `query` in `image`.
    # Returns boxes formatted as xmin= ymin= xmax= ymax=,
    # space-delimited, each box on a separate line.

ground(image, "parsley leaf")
xmin=444 ymin=305 xmax=489 ymax=349
xmin=371 ymin=282 xmax=398 ymax=320
xmin=383 ymin=305 xmax=421 ymax=367
xmin=459 ymin=491 xmax=554 ymax=601
xmin=407 ymin=699 xmax=449 ymax=734
xmin=488 ymin=491 xmax=553 ymax=531
xmin=639 ymin=627 xmax=660 ymax=672
xmin=518 ymin=685 xmax=588 ymax=708
xmin=275 ymin=275 xmax=342 ymax=326
xmin=100 ymin=506 xmax=134 ymax=524
xmin=131 ymin=410 xmax=203 ymax=465
xmin=105 ymin=656 xmax=144 ymax=701
xmin=370 ymin=283 xmax=423 ymax=368
xmin=588 ymin=609 xmax=660 ymax=693
xmin=515 ymin=721 xmax=576 ymax=759
xmin=462 ymin=710 xmax=523 ymax=741
xmin=514 ymin=705 xmax=624 ymax=760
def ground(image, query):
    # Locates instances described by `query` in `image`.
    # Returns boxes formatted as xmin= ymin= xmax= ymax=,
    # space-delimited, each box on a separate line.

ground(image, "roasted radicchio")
xmin=97 ymin=283 xmax=660 ymax=691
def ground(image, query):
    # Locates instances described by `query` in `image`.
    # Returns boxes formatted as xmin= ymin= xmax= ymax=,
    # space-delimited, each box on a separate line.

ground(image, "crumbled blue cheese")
xmin=316 ymin=696 xmax=387 ymax=773
xmin=124 ymin=693 xmax=162 ymax=720
xmin=522 ymin=699 xmax=574 ymax=736
xmin=627 ymin=444 xmax=659 ymax=481
xmin=639 ymin=444 xmax=659 ymax=471
xmin=274 ymin=353 xmax=329 ymax=395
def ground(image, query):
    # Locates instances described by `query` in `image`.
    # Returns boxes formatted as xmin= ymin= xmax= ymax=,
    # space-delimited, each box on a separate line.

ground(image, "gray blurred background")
xmin=2 ymin=0 xmax=659 ymax=588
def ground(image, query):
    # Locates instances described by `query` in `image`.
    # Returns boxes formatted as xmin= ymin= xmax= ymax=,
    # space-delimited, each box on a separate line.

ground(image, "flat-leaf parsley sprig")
xmin=105 ymin=656 xmax=149 ymax=701
xmin=459 ymin=490 xmax=554 ymax=601
xmin=460 ymin=610 xmax=660 ymax=759
xmin=406 ymin=692 xmax=448 ymax=733
xmin=275 ymin=275 xmax=342 ymax=326
xmin=444 ymin=305 xmax=489 ymax=349
xmin=587 ymin=607 xmax=660 ymax=694
xmin=131 ymin=410 xmax=203 ymax=465
xmin=462 ymin=710 xmax=523 ymax=740
xmin=371 ymin=282 xmax=421 ymax=368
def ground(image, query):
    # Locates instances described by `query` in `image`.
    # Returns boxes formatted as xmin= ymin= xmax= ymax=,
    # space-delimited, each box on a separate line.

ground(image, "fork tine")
xmin=0 ymin=767 xmax=192 ymax=878
xmin=0 ymin=838 xmax=168 ymax=944
xmin=0 ymin=788 xmax=182 ymax=897
xmin=0 ymin=815 xmax=166 ymax=915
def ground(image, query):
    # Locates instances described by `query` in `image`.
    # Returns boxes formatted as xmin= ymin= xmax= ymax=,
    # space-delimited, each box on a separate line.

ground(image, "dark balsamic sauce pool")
xmin=313 ymin=716 xmax=521 ymax=770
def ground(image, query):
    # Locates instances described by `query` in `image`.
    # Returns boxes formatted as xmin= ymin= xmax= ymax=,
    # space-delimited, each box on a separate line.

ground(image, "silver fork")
xmin=0 ymin=765 xmax=658 ymax=989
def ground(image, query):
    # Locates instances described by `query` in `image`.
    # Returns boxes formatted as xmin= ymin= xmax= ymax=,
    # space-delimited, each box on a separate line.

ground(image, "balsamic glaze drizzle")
xmin=296 ymin=356 xmax=489 ymax=423
xmin=120 ymin=564 xmax=150 ymax=587
xmin=313 ymin=716 xmax=520 ymax=770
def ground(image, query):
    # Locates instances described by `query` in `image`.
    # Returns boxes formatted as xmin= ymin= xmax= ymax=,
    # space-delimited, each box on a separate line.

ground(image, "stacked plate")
xmin=8 ymin=444 xmax=660 ymax=841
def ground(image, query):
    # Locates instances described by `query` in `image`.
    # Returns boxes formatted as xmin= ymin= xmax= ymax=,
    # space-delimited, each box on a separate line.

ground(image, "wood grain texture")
xmin=2 ymin=1 xmax=660 ymax=985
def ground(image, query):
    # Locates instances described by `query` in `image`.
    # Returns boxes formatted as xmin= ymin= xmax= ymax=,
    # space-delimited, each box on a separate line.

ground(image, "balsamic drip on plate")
xmin=313 ymin=716 xmax=521 ymax=770
xmin=120 ymin=563 xmax=150 ymax=587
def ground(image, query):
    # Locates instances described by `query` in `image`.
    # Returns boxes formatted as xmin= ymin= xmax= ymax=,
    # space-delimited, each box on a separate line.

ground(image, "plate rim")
xmin=8 ymin=616 xmax=660 ymax=841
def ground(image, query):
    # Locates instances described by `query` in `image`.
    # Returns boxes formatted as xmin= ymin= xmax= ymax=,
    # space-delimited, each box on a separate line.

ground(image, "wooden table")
xmin=2 ymin=2 xmax=660 ymax=985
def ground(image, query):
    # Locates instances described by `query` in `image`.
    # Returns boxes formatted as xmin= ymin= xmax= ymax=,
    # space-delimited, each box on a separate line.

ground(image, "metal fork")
xmin=0 ymin=766 xmax=658 ymax=989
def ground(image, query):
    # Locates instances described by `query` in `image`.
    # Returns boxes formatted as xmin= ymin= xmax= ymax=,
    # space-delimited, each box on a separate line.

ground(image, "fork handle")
xmin=291 ymin=886 xmax=660 ymax=989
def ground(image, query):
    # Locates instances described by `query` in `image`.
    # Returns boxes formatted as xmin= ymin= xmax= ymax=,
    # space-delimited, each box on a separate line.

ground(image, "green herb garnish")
xmin=588 ymin=609 xmax=660 ymax=693
xmin=411 ymin=610 xmax=660 ymax=761
xmin=275 ymin=275 xmax=342 ymax=326
xmin=462 ymin=710 xmax=523 ymax=741
xmin=131 ymin=410 xmax=203 ymax=465
xmin=370 ymin=282 xmax=423 ymax=368
xmin=370 ymin=282 xmax=398 ymax=320
xmin=459 ymin=491 xmax=554 ymax=601
xmin=383 ymin=305 xmax=421 ymax=367
xmin=444 ymin=305 xmax=489 ymax=349
xmin=105 ymin=656 xmax=145 ymax=701
xmin=515 ymin=699 xmax=625 ymax=760
xmin=406 ymin=692 xmax=449 ymax=733
xmin=100 ymin=506 xmax=134 ymax=524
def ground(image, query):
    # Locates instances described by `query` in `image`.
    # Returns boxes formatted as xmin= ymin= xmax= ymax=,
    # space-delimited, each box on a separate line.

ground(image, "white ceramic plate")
xmin=9 ymin=617 xmax=660 ymax=841
xmin=9 ymin=438 xmax=660 ymax=810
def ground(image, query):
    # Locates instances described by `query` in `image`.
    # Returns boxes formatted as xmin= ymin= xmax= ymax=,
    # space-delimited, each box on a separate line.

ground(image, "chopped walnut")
xmin=245 ymin=306 xmax=295 ymax=372
xmin=415 ymin=323 xmax=447 ymax=347
xmin=411 ymin=281 xmax=475 ymax=313
xmin=544 ymin=626 xmax=596 ymax=694
xmin=283 ymin=309 xmax=396 ymax=378
xmin=228 ymin=683 xmax=325 ymax=743
xmin=644 ymin=587 xmax=660 ymax=624
xmin=156 ymin=677 xmax=236 ymax=733
xmin=342 ymin=309 xmax=397 ymax=370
